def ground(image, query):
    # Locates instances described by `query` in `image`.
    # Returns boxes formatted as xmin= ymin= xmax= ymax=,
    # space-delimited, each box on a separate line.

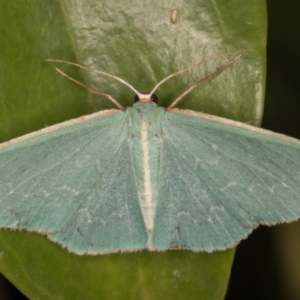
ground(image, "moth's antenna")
xmin=149 ymin=50 xmax=245 ymax=96
xmin=46 ymin=59 xmax=141 ymax=95
xmin=54 ymin=68 xmax=125 ymax=110
xmin=46 ymin=59 xmax=150 ymax=109
xmin=47 ymin=50 xmax=245 ymax=109
xmin=167 ymin=50 xmax=246 ymax=109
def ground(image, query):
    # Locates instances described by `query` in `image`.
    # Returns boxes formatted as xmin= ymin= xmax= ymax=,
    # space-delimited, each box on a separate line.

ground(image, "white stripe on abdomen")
xmin=140 ymin=120 xmax=154 ymax=236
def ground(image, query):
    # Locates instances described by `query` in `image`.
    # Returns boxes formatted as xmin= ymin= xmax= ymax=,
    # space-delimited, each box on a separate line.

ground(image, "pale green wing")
xmin=0 ymin=110 xmax=147 ymax=254
xmin=152 ymin=109 xmax=300 ymax=251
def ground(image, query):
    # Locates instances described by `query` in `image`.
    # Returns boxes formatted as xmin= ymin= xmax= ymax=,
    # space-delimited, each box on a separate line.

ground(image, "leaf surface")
xmin=0 ymin=0 xmax=266 ymax=298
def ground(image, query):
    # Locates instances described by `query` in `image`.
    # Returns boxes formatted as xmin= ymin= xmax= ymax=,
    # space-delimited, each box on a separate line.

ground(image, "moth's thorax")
xmin=127 ymin=103 xmax=164 ymax=138
xmin=126 ymin=103 xmax=164 ymax=246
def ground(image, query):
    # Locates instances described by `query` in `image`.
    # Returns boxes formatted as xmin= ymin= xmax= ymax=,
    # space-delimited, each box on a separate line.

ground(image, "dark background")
xmin=227 ymin=0 xmax=300 ymax=299
xmin=1 ymin=0 xmax=300 ymax=299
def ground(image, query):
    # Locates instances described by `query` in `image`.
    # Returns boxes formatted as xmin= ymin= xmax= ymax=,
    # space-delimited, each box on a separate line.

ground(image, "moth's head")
xmin=134 ymin=93 xmax=158 ymax=104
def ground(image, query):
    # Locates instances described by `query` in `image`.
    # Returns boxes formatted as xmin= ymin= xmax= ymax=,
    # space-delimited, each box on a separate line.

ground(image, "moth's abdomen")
xmin=127 ymin=104 xmax=165 ymax=248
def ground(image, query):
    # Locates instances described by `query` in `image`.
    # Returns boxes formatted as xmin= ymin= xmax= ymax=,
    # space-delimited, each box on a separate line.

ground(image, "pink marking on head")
xmin=138 ymin=95 xmax=152 ymax=103
xmin=134 ymin=93 xmax=152 ymax=103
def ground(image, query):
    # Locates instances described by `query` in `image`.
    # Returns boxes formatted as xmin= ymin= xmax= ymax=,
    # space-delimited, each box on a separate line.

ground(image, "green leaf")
xmin=0 ymin=0 xmax=266 ymax=299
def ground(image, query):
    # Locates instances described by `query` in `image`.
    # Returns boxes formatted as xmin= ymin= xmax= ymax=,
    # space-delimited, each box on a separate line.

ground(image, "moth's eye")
xmin=134 ymin=95 xmax=139 ymax=103
xmin=151 ymin=94 xmax=158 ymax=103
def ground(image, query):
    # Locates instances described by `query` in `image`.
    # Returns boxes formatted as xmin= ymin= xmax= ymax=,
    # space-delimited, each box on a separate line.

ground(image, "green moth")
xmin=0 ymin=52 xmax=299 ymax=255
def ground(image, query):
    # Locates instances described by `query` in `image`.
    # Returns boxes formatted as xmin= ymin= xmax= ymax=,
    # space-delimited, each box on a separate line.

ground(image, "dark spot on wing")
xmin=77 ymin=227 xmax=84 ymax=236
